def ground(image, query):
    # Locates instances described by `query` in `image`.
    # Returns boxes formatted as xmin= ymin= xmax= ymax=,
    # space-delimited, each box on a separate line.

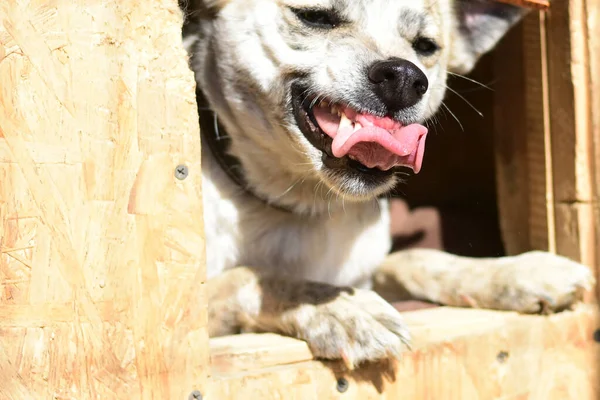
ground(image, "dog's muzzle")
xmin=290 ymin=57 xmax=429 ymax=179
xmin=367 ymin=58 xmax=429 ymax=114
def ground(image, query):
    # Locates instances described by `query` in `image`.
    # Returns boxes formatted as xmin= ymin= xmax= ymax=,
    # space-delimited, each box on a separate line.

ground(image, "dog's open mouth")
xmin=291 ymin=84 xmax=428 ymax=176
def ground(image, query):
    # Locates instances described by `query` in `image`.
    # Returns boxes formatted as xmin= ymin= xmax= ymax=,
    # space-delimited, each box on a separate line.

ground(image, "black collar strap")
xmin=196 ymin=89 xmax=298 ymax=214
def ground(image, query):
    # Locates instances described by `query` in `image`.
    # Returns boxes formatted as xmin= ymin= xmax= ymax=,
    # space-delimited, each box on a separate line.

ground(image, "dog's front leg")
xmin=373 ymin=249 xmax=595 ymax=314
xmin=208 ymin=266 xmax=410 ymax=368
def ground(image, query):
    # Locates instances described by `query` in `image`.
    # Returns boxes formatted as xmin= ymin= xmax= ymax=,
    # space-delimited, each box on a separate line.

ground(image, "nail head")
xmin=593 ymin=329 xmax=600 ymax=343
xmin=336 ymin=377 xmax=349 ymax=393
xmin=496 ymin=350 xmax=509 ymax=363
xmin=188 ymin=390 xmax=202 ymax=400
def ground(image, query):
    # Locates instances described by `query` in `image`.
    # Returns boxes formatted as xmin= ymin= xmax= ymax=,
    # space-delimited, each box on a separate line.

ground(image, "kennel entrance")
xmin=0 ymin=0 xmax=598 ymax=398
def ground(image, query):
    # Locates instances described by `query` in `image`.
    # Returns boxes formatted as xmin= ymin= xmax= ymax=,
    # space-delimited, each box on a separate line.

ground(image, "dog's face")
xmin=187 ymin=0 xmax=524 ymax=208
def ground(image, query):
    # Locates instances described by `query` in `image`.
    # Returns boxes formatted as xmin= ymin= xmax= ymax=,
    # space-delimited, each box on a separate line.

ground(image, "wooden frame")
xmin=0 ymin=1 xmax=598 ymax=399
xmin=494 ymin=0 xmax=600 ymax=301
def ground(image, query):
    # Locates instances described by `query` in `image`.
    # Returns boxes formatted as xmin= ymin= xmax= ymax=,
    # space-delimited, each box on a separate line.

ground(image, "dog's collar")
xmin=196 ymin=89 xmax=299 ymax=215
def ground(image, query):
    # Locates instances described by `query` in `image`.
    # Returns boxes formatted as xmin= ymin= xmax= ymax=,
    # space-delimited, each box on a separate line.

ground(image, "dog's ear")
xmin=449 ymin=0 xmax=528 ymax=74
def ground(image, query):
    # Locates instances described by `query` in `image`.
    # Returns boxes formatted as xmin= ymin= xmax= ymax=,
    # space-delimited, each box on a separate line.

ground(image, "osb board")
xmin=0 ymin=1 xmax=208 ymax=398
xmin=207 ymin=305 xmax=600 ymax=400
xmin=494 ymin=3 xmax=599 ymax=299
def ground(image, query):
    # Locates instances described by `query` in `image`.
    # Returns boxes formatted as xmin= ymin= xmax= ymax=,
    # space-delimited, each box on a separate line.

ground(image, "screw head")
xmin=175 ymin=164 xmax=189 ymax=180
xmin=593 ymin=329 xmax=600 ymax=343
xmin=496 ymin=350 xmax=509 ymax=364
xmin=336 ymin=377 xmax=349 ymax=393
xmin=188 ymin=390 xmax=202 ymax=400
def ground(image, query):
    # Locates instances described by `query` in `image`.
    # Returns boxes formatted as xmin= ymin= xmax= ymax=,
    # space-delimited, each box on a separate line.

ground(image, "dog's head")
xmin=185 ymin=0 xmax=524 ymax=212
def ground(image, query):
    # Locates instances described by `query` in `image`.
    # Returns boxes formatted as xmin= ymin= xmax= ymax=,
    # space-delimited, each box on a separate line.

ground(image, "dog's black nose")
xmin=368 ymin=58 xmax=428 ymax=113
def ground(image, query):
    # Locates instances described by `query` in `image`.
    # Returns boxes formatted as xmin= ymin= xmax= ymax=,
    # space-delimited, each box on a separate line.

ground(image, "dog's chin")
xmin=290 ymin=83 xmax=412 ymax=201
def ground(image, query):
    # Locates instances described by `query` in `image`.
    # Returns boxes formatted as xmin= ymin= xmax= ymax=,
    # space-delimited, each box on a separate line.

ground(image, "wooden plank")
xmin=522 ymin=11 xmax=556 ymax=253
xmin=495 ymin=0 xmax=600 ymax=299
xmin=210 ymin=333 xmax=314 ymax=374
xmin=494 ymin=11 xmax=563 ymax=255
xmin=207 ymin=305 xmax=600 ymax=400
xmin=493 ymin=19 xmax=534 ymax=255
xmin=545 ymin=0 xmax=598 ymax=301
xmin=0 ymin=0 xmax=208 ymax=398
xmin=585 ymin=0 xmax=600 ymax=300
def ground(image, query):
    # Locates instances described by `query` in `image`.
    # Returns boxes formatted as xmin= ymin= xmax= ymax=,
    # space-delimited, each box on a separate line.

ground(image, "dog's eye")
xmin=292 ymin=8 xmax=341 ymax=29
xmin=413 ymin=37 xmax=440 ymax=56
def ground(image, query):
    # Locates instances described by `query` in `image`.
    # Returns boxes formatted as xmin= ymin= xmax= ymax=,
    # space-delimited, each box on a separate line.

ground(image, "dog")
xmin=180 ymin=0 xmax=595 ymax=368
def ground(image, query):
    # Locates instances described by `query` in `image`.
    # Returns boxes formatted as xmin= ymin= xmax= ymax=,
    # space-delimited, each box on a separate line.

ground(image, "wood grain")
xmin=494 ymin=2 xmax=600 ymax=300
xmin=493 ymin=19 xmax=533 ymax=255
xmin=0 ymin=0 xmax=208 ymax=398
xmin=584 ymin=0 xmax=600 ymax=302
xmin=494 ymin=11 xmax=558 ymax=254
xmin=545 ymin=0 xmax=598 ymax=297
xmin=207 ymin=305 xmax=600 ymax=399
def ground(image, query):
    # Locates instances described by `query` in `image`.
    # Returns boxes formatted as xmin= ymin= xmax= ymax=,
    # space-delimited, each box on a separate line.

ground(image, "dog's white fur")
xmin=182 ymin=0 xmax=595 ymax=367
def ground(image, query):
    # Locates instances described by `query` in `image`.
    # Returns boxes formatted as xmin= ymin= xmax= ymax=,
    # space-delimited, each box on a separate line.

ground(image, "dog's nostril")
xmin=414 ymin=80 xmax=428 ymax=96
xmin=368 ymin=68 xmax=392 ymax=84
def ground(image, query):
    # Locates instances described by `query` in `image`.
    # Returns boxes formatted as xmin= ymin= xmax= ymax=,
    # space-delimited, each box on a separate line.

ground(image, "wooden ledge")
xmin=207 ymin=305 xmax=599 ymax=399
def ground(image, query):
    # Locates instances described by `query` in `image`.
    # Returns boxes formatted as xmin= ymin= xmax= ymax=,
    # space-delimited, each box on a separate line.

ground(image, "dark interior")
xmin=391 ymin=52 xmax=506 ymax=258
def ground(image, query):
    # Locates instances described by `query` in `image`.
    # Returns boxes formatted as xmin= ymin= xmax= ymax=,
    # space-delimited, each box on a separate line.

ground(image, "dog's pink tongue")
xmin=313 ymin=107 xmax=428 ymax=173
xmin=332 ymin=124 xmax=427 ymax=172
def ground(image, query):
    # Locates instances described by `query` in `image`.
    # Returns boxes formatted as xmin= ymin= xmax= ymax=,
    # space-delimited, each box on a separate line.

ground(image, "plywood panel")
xmin=0 ymin=0 xmax=207 ymax=398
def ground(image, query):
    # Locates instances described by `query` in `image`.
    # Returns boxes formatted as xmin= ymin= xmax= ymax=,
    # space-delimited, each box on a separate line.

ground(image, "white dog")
xmin=180 ymin=0 xmax=594 ymax=368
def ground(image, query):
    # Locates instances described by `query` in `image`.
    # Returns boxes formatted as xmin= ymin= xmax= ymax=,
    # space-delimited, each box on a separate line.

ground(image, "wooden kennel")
xmin=0 ymin=0 xmax=598 ymax=399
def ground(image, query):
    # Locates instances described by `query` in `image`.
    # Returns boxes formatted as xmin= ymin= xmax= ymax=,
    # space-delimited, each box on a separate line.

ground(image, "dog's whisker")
xmin=309 ymin=94 xmax=324 ymax=110
xmin=298 ymin=87 xmax=313 ymax=102
xmin=293 ymin=162 xmax=318 ymax=168
xmin=437 ymin=102 xmax=450 ymax=125
xmin=212 ymin=113 xmax=224 ymax=140
xmin=441 ymin=101 xmax=464 ymax=132
xmin=425 ymin=104 xmax=444 ymax=134
xmin=447 ymin=71 xmax=493 ymax=91
xmin=445 ymin=86 xmax=484 ymax=117
xmin=325 ymin=185 xmax=336 ymax=201
xmin=272 ymin=177 xmax=304 ymax=201
xmin=313 ymin=179 xmax=325 ymax=211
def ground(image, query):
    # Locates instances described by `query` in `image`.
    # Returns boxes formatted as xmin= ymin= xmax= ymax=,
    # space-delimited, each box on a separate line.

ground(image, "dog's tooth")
xmin=330 ymin=105 xmax=338 ymax=115
xmin=353 ymin=122 xmax=363 ymax=132
xmin=339 ymin=113 xmax=352 ymax=129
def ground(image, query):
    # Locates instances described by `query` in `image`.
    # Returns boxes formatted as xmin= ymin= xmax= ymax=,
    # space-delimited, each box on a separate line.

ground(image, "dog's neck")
xmin=197 ymin=89 xmax=303 ymax=215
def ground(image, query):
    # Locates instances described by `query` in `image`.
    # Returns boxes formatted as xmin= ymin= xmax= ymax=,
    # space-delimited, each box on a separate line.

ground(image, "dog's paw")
xmin=488 ymin=251 xmax=595 ymax=314
xmin=288 ymin=289 xmax=410 ymax=369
